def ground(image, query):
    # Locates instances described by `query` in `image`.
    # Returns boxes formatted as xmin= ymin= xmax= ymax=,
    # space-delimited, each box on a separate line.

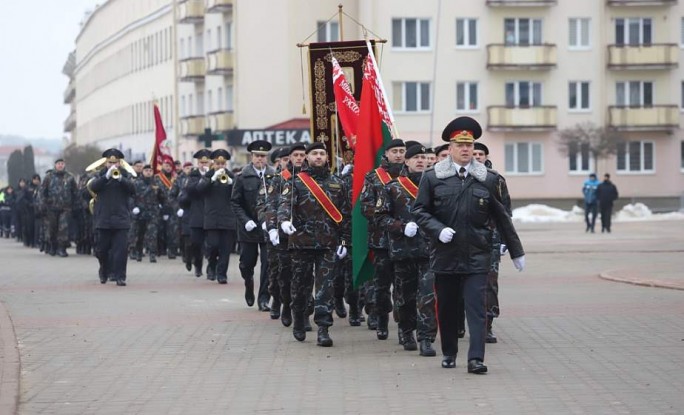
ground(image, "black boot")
xmin=348 ymin=302 xmax=362 ymax=327
xmin=292 ymin=313 xmax=306 ymax=342
xmin=185 ymin=260 xmax=192 ymax=272
xmin=419 ymin=339 xmax=436 ymax=357
xmin=486 ymin=319 xmax=498 ymax=344
xmin=206 ymin=264 xmax=216 ymax=281
xmin=244 ymin=278 xmax=255 ymax=307
xmin=98 ymin=267 xmax=107 ymax=284
xmin=304 ymin=316 xmax=312 ymax=332
xmin=376 ymin=314 xmax=389 ymax=340
xmin=194 ymin=265 xmax=202 ymax=278
xmin=57 ymin=248 xmax=68 ymax=257
xmin=281 ymin=305 xmax=292 ymax=327
xmin=270 ymin=299 xmax=281 ymax=320
xmin=334 ymin=297 xmax=347 ymax=318
xmin=403 ymin=332 xmax=417 ymax=351
xmin=367 ymin=313 xmax=378 ymax=330
xmin=317 ymin=326 xmax=333 ymax=347
xmin=149 ymin=253 xmax=157 ymax=263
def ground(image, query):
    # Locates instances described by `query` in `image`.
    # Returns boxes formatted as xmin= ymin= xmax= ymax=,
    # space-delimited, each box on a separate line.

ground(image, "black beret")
xmin=434 ymin=144 xmax=450 ymax=155
xmin=385 ymin=139 xmax=406 ymax=151
xmin=441 ymin=116 xmax=482 ymax=143
xmin=305 ymin=142 xmax=326 ymax=154
xmin=54 ymin=158 xmax=65 ymax=164
xmin=193 ymin=149 xmax=212 ymax=161
xmin=247 ymin=140 xmax=272 ymax=154
xmin=288 ymin=143 xmax=306 ymax=155
xmin=405 ymin=145 xmax=427 ymax=159
xmin=210 ymin=149 xmax=231 ymax=162
xmin=143 ymin=164 xmax=152 ymax=170
xmin=404 ymin=140 xmax=422 ymax=149
xmin=474 ymin=142 xmax=489 ymax=155
xmin=102 ymin=148 xmax=125 ymax=161
xmin=270 ymin=149 xmax=282 ymax=164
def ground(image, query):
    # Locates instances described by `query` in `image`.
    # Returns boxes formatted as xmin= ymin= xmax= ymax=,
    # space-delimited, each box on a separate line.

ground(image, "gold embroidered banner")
xmin=307 ymin=40 xmax=375 ymax=171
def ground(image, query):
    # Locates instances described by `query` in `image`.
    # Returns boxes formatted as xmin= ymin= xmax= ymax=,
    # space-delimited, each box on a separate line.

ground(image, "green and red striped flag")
xmin=351 ymin=41 xmax=395 ymax=288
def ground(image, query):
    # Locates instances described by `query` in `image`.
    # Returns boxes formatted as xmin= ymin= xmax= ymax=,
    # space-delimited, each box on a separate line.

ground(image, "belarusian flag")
xmin=331 ymin=56 xmax=359 ymax=149
xmin=351 ymin=41 xmax=395 ymax=288
xmin=151 ymin=104 xmax=174 ymax=174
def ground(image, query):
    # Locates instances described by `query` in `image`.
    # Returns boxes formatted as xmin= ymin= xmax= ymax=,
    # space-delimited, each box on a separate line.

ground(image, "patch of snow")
xmin=512 ymin=203 xmax=684 ymax=224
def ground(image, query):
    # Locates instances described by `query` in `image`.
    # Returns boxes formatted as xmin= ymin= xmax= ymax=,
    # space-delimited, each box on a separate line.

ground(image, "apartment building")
xmin=67 ymin=0 xmax=684 ymax=206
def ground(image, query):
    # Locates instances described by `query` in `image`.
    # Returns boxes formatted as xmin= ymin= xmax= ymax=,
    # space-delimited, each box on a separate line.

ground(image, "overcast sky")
xmin=0 ymin=0 xmax=100 ymax=139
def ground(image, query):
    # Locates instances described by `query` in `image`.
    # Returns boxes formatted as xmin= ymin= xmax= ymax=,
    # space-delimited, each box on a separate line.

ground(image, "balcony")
xmin=608 ymin=105 xmax=679 ymax=131
xmin=63 ymin=111 xmax=76 ymax=133
xmin=607 ymin=0 xmax=676 ymax=5
xmin=607 ymin=44 xmax=678 ymax=70
xmin=206 ymin=49 xmax=234 ymax=75
xmin=487 ymin=44 xmax=557 ymax=70
xmin=179 ymin=57 xmax=206 ymax=82
xmin=180 ymin=115 xmax=206 ymax=136
xmin=207 ymin=111 xmax=235 ymax=132
xmin=487 ymin=0 xmax=556 ymax=5
xmin=178 ymin=0 xmax=204 ymax=24
xmin=206 ymin=0 xmax=233 ymax=13
xmin=63 ymin=80 xmax=75 ymax=104
xmin=487 ymin=106 xmax=557 ymax=131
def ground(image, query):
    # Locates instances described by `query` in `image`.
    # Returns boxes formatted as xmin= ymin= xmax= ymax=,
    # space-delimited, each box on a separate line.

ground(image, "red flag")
xmin=351 ymin=42 xmax=395 ymax=287
xmin=331 ymin=56 xmax=360 ymax=150
xmin=151 ymin=104 xmax=174 ymax=174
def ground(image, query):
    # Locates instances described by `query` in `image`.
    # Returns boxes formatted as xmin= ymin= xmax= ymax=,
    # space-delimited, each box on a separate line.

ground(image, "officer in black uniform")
xmin=231 ymin=140 xmax=275 ymax=309
xmin=185 ymin=149 xmax=212 ymax=278
xmin=197 ymin=149 xmax=237 ymax=284
xmin=88 ymin=149 xmax=136 ymax=286
xmin=412 ymin=116 xmax=525 ymax=373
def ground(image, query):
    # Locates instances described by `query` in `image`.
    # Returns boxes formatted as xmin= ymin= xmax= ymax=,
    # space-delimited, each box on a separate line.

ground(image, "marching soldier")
xmin=155 ymin=157 xmax=179 ymax=259
xmin=435 ymin=144 xmax=449 ymax=162
xmin=412 ymin=116 xmax=525 ymax=373
xmin=41 ymin=158 xmax=78 ymax=257
xmin=231 ymin=140 xmax=275 ymax=310
xmin=359 ymin=138 xmax=406 ymax=338
xmin=278 ymin=142 xmax=350 ymax=347
xmin=376 ymin=144 xmax=436 ymax=355
xmin=197 ymin=149 xmax=237 ymax=284
xmin=88 ymin=149 xmax=136 ymax=286
xmin=184 ymin=149 xmax=212 ymax=278
xmin=131 ymin=165 xmax=165 ymax=263
xmin=175 ymin=162 xmax=194 ymax=272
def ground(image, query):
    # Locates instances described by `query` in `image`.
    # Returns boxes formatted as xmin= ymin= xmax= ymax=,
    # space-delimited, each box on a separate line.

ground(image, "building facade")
xmin=67 ymin=0 xmax=684 ymax=207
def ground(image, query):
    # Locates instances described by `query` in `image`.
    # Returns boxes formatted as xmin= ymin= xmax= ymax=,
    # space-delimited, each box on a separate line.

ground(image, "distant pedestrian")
xmin=582 ymin=173 xmax=600 ymax=233
xmin=597 ymin=174 xmax=619 ymax=233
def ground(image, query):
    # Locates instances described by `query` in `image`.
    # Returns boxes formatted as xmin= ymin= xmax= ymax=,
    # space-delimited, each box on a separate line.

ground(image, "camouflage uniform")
xmin=277 ymin=164 xmax=350 ymax=337
xmin=359 ymin=161 xmax=404 ymax=333
xmin=257 ymin=167 xmax=285 ymax=317
xmin=41 ymin=169 xmax=78 ymax=255
xmin=154 ymin=172 xmax=179 ymax=258
xmin=132 ymin=176 xmax=165 ymax=260
xmin=376 ymin=171 xmax=435 ymax=347
xmin=77 ymin=172 xmax=97 ymax=255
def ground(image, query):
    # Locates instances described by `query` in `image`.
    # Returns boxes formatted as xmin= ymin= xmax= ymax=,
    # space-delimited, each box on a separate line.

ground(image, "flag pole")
xmin=364 ymin=40 xmax=399 ymax=138
xmin=338 ymin=4 xmax=344 ymax=41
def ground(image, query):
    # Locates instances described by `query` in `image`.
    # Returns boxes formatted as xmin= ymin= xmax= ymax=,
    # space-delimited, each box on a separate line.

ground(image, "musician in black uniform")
xmin=184 ymin=149 xmax=212 ymax=278
xmin=88 ymin=149 xmax=136 ymax=286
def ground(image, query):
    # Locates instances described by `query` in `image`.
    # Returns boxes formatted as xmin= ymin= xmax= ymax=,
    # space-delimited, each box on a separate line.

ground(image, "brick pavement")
xmin=0 ymin=220 xmax=683 ymax=414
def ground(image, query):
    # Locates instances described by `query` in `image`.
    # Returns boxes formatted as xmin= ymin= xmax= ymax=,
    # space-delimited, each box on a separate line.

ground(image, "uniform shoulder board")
xmin=328 ymin=183 xmax=341 ymax=189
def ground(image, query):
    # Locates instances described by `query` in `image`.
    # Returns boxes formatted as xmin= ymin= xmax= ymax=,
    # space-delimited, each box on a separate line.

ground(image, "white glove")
xmin=438 ymin=227 xmax=455 ymax=243
xmin=132 ymin=207 xmax=140 ymax=215
xmin=245 ymin=220 xmax=257 ymax=231
xmin=500 ymin=244 xmax=508 ymax=255
xmin=268 ymin=229 xmax=279 ymax=246
xmin=211 ymin=168 xmax=224 ymax=182
xmin=163 ymin=215 xmax=169 ymax=221
xmin=341 ymin=164 xmax=353 ymax=175
xmin=403 ymin=222 xmax=418 ymax=238
xmin=261 ymin=222 xmax=267 ymax=231
xmin=105 ymin=165 xmax=116 ymax=179
xmin=512 ymin=255 xmax=525 ymax=272
xmin=201 ymin=165 xmax=210 ymax=174
xmin=176 ymin=208 xmax=184 ymax=217
xmin=336 ymin=245 xmax=348 ymax=259
xmin=281 ymin=221 xmax=296 ymax=235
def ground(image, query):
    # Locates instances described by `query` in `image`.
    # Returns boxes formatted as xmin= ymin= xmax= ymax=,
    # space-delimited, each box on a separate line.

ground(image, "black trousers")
xmin=206 ymin=229 xmax=236 ymax=281
xmin=600 ymin=203 xmax=613 ymax=232
xmin=95 ymin=228 xmax=129 ymax=282
xmin=435 ymin=272 xmax=487 ymax=361
xmin=239 ymin=242 xmax=269 ymax=303
xmin=189 ymin=227 xmax=205 ymax=269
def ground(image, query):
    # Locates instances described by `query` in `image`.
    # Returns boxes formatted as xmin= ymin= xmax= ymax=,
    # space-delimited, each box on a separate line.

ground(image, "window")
xmin=197 ymin=92 xmax=204 ymax=114
xmin=217 ymin=26 xmax=222 ymax=49
xmin=207 ymin=90 xmax=213 ymax=113
xmin=616 ymin=81 xmax=653 ymax=107
xmin=188 ymin=93 xmax=194 ymax=115
xmin=569 ymin=81 xmax=590 ymax=111
xmin=568 ymin=142 xmax=593 ymax=173
xmin=504 ymin=18 xmax=542 ymax=45
xmin=569 ymin=18 xmax=590 ymax=49
xmin=317 ymin=20 xmax=339 ymax=42
xmin=617 ymin=141 xmax=654 ymax=173
xmin=456 ymin=82 xmax=478 ymax=112
xmin=187 ymin=36 xmax=192 ymax=56
xmin=505 ymin=142 xmax=543 ymax=174
xmin=456 ymin=18 xmax=477 ymax=47
xmin=195 ymin=35 xmax=203 ymax=56
xmin=681 ymin=141 xmax=684 ymax=170
xmin=206 ymin=29 xmax=212 ymax=52
xmin=505 ymin=81 xmax=542 ymax=107
xmin=392 ymin=18 xmax=430 ymax=49
xmin=180 ymin=39 xmax=185 ymax=60
xmin=393 ymin=81 xmax=431 ymax=112
xmin=615 ymin=18 xmax=651 ymax=46
xmin=681 ymin=18 xmax=684 ymax=46
xmin=681 ymin=81 xmax=684 ymax=109
xmin=225 ymin=22 xmax=233 ymax=50
xmin=226 ymin=84 xmax=234 ymax=112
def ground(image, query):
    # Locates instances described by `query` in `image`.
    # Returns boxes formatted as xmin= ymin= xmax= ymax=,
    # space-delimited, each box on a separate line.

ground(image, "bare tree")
xmin=557 ymin=122 xmax=622 ymax=174
xmin=61 ymin=144 xmax=102 ymax=178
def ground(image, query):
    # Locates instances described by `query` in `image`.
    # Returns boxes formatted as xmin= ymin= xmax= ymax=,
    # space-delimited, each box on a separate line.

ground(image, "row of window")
xmin=385 ymin=17 xmax=678 ymax=50
xmin=179 ymin=21 xmax=233 ymax=59
xmin=76 ymin=96 xmax=174 ymax=142
xmin=507 ymin=140 xmax=659 ymax=175
xmin=179 ymin=84 xmax=234 ymax=117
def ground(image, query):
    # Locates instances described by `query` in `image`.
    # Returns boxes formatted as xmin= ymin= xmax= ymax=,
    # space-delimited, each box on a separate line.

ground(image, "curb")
xmin=599 ymin=270 xmax=684 ymax=291
xmin=0 ymin=300 xmax=19 ymax=415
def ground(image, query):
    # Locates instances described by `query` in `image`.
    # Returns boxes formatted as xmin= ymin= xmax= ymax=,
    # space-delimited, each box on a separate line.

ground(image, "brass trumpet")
xmin=111 ymin=168 xmax=121 ymax=179
xmin=219 ymin=173 xmax=230 ymax=184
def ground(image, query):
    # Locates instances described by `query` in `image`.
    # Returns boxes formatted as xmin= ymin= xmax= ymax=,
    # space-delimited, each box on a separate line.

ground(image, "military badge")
xmin=479 ymin=198 xmax=484 ymax=206
xmin=268 ymin=185 xmax=274 ymax=194
xmin=282 ymin=187 xmax=290 ymax=196
xmin=376 ymin=198 xmax=382 ymax=208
